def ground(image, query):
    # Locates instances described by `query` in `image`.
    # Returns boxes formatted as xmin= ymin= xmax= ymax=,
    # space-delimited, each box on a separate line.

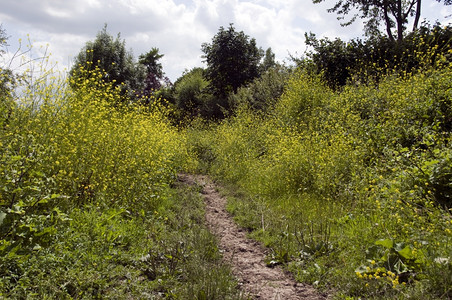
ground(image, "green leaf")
xmin=393 ymin=259 xmax=409 ymax=273
xmin=375 ymin=238 xmax=393 ymax=249
xmin=366 ymin=245 xmax=381 ymax=259
xmin=397 ymin=245 xmax=413 ymax=260
xmin=423 ymin=159 xmax=440 ymax=167
xmin=11 ymin=155 xmax=23 ymax=161
xmin=35 ymin=226 xmax=56 ymax=237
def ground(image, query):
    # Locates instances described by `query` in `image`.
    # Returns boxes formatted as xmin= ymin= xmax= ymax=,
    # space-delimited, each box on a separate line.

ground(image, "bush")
xmin=173 ymin=67 xmax=211 ymax=118
xmin=228 ymin=65 xmax=291 ymax=113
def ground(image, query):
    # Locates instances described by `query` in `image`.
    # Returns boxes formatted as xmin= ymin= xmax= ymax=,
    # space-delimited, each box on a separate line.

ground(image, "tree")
xmin=173 ymin=67 xmax=209 ymax=115
xmin=229 ymin=64 xmax=291 ymax=112
xmin=0 ymin=25 xmax=8 ymax=57
xmin=70 ymin=24 xmax=145 ymax=98
xmin=138 ymin=47 xmax=168 ymax=98
xmin=201 ymin=24 xmax=263 ymax=115
xmin=313 ymin=0 xmax=451 ymax=41
xmin=301 ymin=24 xmax=452 ymax=89
xmin=304 ymin=33 xmax=354 ymax=89
xmin=260 ymin=47 xmax=277 ymax=73
xmin=0 ymin=25 xmax=16 ymax=129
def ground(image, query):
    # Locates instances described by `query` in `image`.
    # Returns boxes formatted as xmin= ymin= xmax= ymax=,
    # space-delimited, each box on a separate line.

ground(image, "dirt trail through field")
xmin=178 ymin=174 xmax=327 ymax=300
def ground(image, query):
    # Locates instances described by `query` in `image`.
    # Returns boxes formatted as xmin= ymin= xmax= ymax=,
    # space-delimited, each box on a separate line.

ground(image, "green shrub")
xmin=228 ymin=65 xmax=291 ymax=112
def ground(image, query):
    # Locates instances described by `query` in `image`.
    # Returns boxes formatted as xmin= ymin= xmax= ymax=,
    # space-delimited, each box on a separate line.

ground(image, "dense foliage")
xmin=201 ymin=24 xmax=263 ymax=118
xmin=138 ymin=47 xmax=171 ymax=100
xmin=70 ymin=25 xmax=146 ymax=99
xmin=0 ymin=25 xmax=15 ymax=126
xmin=302 ymin=24 xmax=452 ymax=89
xmin=0 ymin=61 xmax=242 ymax=298
xmin=2 ymin=21 xmax=451 ymax=299
xmin=191 ymin=50 xmax=452 ymax=298
xmin=313 ymin=0 xmax=451 ymax=41
xmin=228 ymin=64 xmax=291 ymax=113
xmin=172 ymin=67 xmax=211 ymax=118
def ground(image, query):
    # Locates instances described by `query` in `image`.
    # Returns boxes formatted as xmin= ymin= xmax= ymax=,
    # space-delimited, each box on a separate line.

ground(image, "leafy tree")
xmin=139 ymin=48 xmax=164 ymax=78
xmin=173 ymin=67 xmax=209 ymax=115
xmin=229 ymin=64 xmax=291 ymax=112
xmin=260 ymin=47 xmax=277 ymax=73
xmin=138 ymin=47 xmax=170 ymax=99
xmin=201 ymin=24 xmax=263 ymax=116
xmin=70 ymin=24 xmax=145 ymax=99
xmin=304 ymin=33 xmax=354 ymax=89
xmin=301 ymin=24 xmax=452 ymax=89
xmin=313 ymin=0 xmax=451 ymax=41
xmin=0 ymin=25 xmax=7 ymax=57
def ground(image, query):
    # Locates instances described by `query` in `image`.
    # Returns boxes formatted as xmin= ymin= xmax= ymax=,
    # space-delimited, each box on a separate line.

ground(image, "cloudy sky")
xmin=1 ymin=0 xmax=451 ymax=81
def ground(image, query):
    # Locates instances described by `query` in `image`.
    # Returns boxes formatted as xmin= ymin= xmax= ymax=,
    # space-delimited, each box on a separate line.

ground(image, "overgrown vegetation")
xmin=189 ymin=37 xmax=452 ymax=298
xmin=70 ymin=25 xmax=170 ymax=102
xmin=201 ymin=24 xmax=263 ymax=119
xmin=0 ymin=50 xmax=241 ymax=297
xmin=301 ymin=23 xmax=452 ymax=89
xmin=1 ymin=20 xmax=451 ymax=299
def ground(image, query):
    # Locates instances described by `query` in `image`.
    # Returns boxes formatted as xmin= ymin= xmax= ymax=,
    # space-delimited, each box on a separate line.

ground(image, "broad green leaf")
xmin=397 ymin=245 xmax=413 ymax=260
xmin=375 ymin=238 xmax=393 ymax=249
xmin=365 ymin=245 xmax=380 ymax=259
xmin=393 ymin=259 xmax=409 ymax=273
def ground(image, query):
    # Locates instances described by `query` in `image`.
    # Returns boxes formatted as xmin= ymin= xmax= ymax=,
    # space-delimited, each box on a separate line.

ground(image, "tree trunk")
xmin=397 ymin=0 xmax=404 ymax=41
xmin=383 ymin=0 xmax=395 ymax=41
xmin=413 ymin=0 xmax=421 ymax=30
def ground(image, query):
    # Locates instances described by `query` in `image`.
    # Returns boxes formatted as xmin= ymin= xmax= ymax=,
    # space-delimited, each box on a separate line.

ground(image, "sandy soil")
xmin=178 ymin=174 xmax=328 ymax=300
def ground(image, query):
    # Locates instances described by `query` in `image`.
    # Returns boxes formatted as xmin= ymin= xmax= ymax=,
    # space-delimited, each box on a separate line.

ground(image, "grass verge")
xmin=1 ymin=182 xmax=243 ymax=299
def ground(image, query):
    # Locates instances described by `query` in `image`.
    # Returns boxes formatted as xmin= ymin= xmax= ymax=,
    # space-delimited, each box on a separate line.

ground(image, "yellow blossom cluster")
xmin=1 ymin=65 xmax=190 ymax=214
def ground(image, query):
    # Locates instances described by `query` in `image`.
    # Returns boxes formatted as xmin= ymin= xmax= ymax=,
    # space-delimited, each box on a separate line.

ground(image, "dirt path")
xmin=178 ymin=174 xmax=327 ymax=300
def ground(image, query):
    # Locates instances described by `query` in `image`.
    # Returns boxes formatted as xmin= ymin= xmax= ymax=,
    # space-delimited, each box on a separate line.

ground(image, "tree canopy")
xmin=0 ymin=25 xmax=8 ymax=56
xmin=302 ymin=24 xmax=452 ymax=89
xmin=138 ymin=47 xmax=168 ymax=99
xmin=70 ymin=25 xmax=145 ymax=99
xmin=314 ymin=0 xmax=451 ymax=41
xmin=260 ymin=47 xmax=277 ymax=73
xmin=0 ymin=25 xmax=14 ymax=129
xmin=201 ymin=24 xmax=263 ymax=110
xmin=173 ymin=67 xmax=209 ymax=114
